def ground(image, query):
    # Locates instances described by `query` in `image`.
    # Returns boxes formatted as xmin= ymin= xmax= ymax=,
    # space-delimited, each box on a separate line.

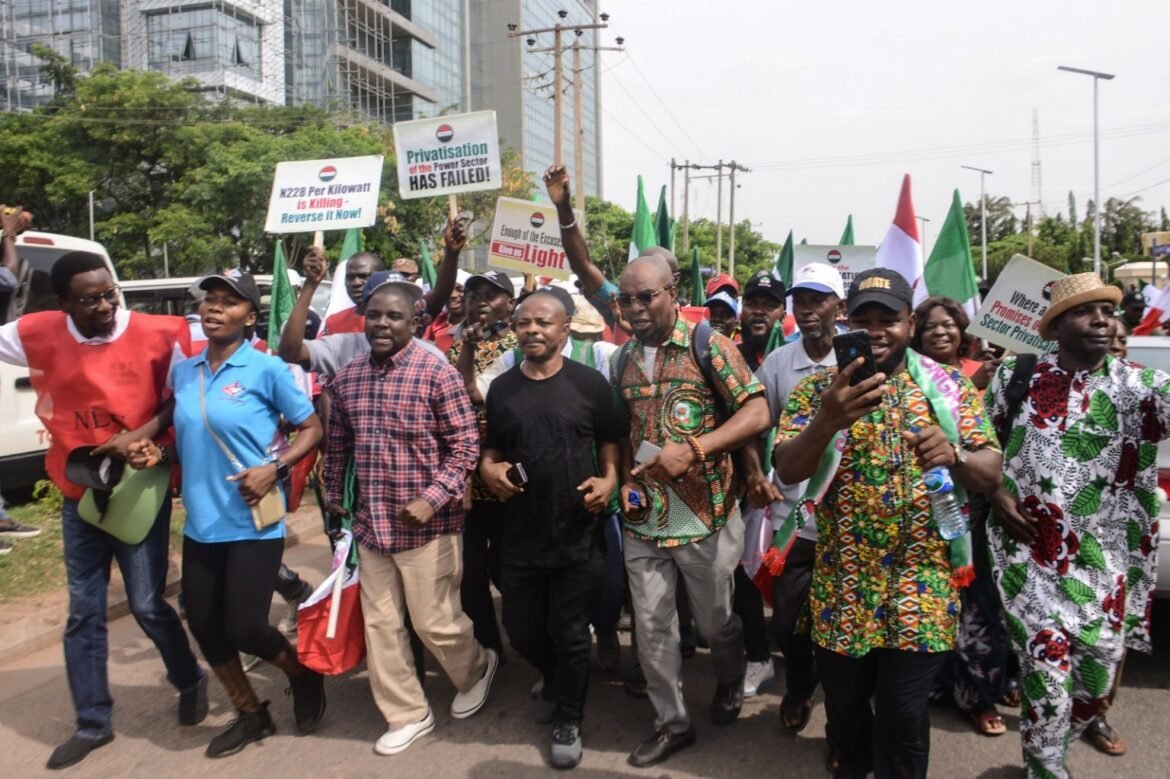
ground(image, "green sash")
xmin=763 ymin=351 xmax=974 ymax=587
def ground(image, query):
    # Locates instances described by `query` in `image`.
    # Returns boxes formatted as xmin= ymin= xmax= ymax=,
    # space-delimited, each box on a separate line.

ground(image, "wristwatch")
xmin=952 ymin=443 xmax=968 ymax=468
xmin=273 ymin=459 xmax=291 ymax=481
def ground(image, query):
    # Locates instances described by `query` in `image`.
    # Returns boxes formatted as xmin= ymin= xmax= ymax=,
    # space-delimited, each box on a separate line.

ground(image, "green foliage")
xmin=0 ymin=58 xmax=534 ymax=279
xmin=32 ymin=479 xmax=64 ymax=515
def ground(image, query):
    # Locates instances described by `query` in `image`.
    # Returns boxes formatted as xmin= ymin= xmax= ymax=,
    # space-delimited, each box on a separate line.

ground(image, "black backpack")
xmin=997 ymin=353 xmax=1038 ymax=447
xmin=614 ymin=319 xmax=731 ymax=424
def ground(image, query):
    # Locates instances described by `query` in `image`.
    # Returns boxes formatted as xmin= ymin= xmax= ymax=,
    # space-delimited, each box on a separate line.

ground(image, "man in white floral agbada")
xmin=987 ymin=273 xmax=1168 ymax=779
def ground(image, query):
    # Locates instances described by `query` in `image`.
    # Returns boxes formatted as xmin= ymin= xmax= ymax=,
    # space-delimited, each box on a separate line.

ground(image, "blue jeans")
xmin=62 ymin=497 xmax=202 ymax=739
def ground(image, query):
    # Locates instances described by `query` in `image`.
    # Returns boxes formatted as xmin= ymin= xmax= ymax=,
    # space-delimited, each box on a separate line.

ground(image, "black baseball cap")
xmin=743 ymin=270 xmax=786 ymax=302
xmin=66 ymin=446 xmax=125 ymax=492
xmin=199 ymin=270 xmax=262 ymax=312
xmin=846 ymin=268 xmax=914 ymax=315
xmin=1122 ymin=289 xmax=1145 ymax=307
xmin=529 ymin=284 xmax=576 ymax=316
xmin=361 ymin=270 xmax=423 ymax=308
xmin=466 ymin=271 xmax=514 ymax=298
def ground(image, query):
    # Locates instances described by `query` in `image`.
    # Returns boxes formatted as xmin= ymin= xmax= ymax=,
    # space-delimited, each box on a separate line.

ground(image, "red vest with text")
xmin=19 ymin=312 xmax=190 ymax=500
xmin=323 ymin=306 xmax=363 ymax=335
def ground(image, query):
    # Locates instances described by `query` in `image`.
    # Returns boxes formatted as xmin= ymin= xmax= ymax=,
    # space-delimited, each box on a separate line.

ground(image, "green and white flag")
xmin=267 ymin=240 xmax=296 ymax=351
xmin=628 ymin=175 xmax=657 ymax=261
xmin=924 ymin=189 xmax=980 ymax=318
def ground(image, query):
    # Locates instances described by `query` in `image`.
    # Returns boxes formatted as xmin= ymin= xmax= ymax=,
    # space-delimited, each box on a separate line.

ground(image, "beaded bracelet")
xmin=685 ymin=435 xmax=706 ymax=462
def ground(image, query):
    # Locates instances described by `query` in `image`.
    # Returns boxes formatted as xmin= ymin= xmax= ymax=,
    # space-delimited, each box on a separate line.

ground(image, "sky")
xmin=594 ymin=0 xmax=1170 ymax=255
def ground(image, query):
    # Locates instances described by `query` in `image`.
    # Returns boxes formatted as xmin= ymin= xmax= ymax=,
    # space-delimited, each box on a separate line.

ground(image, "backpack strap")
xmin=690 ymin=320 xmax=732 ymax=422
xmin=997 ymin=352 xmax=1037 ymax=446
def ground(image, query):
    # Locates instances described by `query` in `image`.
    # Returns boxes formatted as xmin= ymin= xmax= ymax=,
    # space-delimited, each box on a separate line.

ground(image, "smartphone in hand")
xmin=832 ymin=330 xmax=878 ymax=386
xmin=633 ymin=440 xmax=662 ymax=465
xmin=506 ymin=462 xmax=528 ymax=487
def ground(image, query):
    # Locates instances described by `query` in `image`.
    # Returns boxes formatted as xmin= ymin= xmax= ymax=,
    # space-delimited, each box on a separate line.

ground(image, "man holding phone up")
xmin=479 ymin=288 xmax=626 ymax=769
xmin=771 ymin=268 xmax=1002 ymax=779
xmin=613 ymin=256 xmax=772 ymax=768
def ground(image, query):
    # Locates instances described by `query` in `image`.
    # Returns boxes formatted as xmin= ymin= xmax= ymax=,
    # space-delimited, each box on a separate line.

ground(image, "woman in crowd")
xmin=911 ymin=295 xmax=1013 ymax=736
xmin=130 ymin=271 xmax=324 ymax=758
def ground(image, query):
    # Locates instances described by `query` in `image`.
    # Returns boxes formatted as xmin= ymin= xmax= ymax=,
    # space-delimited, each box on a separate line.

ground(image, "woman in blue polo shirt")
xmin=131 ymin=271 xmax=323 ymax=759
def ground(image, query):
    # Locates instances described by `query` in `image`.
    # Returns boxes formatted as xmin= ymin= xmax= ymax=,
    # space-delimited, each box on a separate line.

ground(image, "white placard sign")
xmin=792 ymin=244 xmax=877 ymax=289
xmin=487 ymin=197 xmax=581 ymax=280
xmin=393 ymin=111 xmax=501 ymax=199
xmin=264 ymin=155 xmax=383 ymax=233
xmin=967 ymin=254 xmax=1065 ymax=354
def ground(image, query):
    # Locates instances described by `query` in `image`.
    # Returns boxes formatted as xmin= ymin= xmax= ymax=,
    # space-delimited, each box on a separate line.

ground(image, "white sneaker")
xmin=743 ymin=659 xmax=775 ymax=698
xmin=374 ymin=709 xmax=435 ymax=755
xmin=450 ymin=648 xmax=498 ymax=720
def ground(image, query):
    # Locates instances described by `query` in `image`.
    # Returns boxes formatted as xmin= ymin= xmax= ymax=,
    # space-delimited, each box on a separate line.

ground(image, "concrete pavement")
xmin=2 ymin=524 xmax=1170 ymax=778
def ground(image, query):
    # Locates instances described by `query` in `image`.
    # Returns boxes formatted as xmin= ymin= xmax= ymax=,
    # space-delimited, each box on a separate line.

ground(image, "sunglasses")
xmin=74 ymin=287 xmax=120 ymax=310
xmin=617 ymin=285 xmax=674 ymax=309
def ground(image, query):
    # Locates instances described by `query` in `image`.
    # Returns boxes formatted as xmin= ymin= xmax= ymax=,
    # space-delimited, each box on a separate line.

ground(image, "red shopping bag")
xmin=297 ymin=531 xmax=366 ymax=675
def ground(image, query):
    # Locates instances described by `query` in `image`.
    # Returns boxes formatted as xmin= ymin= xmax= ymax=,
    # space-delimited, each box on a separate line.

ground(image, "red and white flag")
xmin=1134 ymin=284 xmax=1170 ymax=334
xmin=874 ymin=174 xmax=926 ymax=305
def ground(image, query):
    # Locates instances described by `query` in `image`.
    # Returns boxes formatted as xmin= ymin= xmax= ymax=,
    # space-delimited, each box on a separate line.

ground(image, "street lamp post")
xmin=916 ymin=216 xmax=931 ymax=261
xmin=1058 ymin=65 xmax=1115 ymax=277
xmin=961 ymin=165 xmax=993 ymax=280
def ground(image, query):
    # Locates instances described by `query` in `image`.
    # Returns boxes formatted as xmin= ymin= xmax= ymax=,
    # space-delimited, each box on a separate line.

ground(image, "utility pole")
xmin=670 ymin=158 xmax=676 ymax=221
xmin=725 ymin=161 xmax=750 ymax=277
xmin=961 ymin=165 xmax=994 ymax=280
xmin=568 ymin=35 xmax=623 ymax=228
xmin=508 ymin=12 xmax=609 ymax=167
xmin=916 ymin=216 xmax=931 ymax=262
xmin=682 ymin=160 xmax=691 ymax=255
xmin=715 ymin=158 xmax=724 ymax=274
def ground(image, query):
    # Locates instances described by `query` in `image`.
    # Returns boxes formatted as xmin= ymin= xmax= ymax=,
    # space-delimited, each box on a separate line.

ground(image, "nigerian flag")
xmin=628 ymin=176 xmax=656 ymax=261
xmin=923 ymin=189 xmax=980 ymax=318
xmin=266 ymin=240 xmax=296 ymax=351
xmin=775 ymin=230 xmax=795 ymax=286
xmin=654 ymin=185 xmax=675 ymax=251
xmin=840 ymin=215 xmax=855 ymax=246
xmin=418 ymin=239 xmax=437 ymax=289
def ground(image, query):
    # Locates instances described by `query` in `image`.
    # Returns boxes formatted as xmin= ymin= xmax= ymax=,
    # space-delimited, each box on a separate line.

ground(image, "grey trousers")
xmin=624 ymin=511 xmax=745 ymax=733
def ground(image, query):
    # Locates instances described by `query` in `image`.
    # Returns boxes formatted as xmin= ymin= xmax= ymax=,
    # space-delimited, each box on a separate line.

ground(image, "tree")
xmin=964 ymin=195 xmax=1018 ymax=244
xmin=0 ymin=54 xmax=535 ymax=278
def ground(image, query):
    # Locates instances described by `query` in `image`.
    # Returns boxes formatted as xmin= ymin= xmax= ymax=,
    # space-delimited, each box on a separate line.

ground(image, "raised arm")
xmin=278 ymin=245 xmax=327 ymax=368
xmin=543 ymin=164 xmax=606 ymax=297
xmin=425 ymin=217 xmax=467 ymax=320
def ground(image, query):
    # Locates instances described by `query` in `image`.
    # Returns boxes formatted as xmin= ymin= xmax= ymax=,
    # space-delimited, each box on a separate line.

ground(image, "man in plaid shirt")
xmin=325 ymin=272 xmax=498 ymax=756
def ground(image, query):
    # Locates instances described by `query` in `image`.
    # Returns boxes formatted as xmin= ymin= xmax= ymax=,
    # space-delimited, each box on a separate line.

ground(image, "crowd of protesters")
xmin=0 ymin=164 xmax=1165 ymax=779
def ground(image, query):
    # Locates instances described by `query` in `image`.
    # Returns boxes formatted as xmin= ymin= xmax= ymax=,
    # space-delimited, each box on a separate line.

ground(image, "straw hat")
xmin=1036 ymin=273 xmax=1122 ymax=340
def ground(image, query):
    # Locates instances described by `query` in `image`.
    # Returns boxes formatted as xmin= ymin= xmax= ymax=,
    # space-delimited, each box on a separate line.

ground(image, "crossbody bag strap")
xmin=200 ymin=368 xmax=245 ymax=473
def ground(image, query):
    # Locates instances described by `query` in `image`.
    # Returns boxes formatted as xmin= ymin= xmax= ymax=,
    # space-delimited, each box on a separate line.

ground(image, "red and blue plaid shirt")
xmin=325 ymin=339 xmax=479 ymax=554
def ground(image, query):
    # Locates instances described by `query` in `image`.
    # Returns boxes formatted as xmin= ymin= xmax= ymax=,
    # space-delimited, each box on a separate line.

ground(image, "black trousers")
xmin=182 ymin=536 xmax=285 ymax=665
xmin=733 ymin=564 xmax=771 ymax=662
xmin=462 ymin=500 xmax=504 ymax=653
xmin=771 ymin=537 xmax=819 ymax=701
xmin=815 ymin=646 xmax=946 ymax=779
xmin=500 ymin=556 xmax=604 ymax=723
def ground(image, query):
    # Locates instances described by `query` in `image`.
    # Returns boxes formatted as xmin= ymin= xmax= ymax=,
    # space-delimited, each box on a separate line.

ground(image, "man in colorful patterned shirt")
xmin=987 ymin=273 xmax=1168 ymax=779
xmin=448 ymin=270 xmax=518 ymax=656
xmin=612 ymin=255 xmax=772 ymax=768
xmin=773 ymin=268 xmax=1001 ymax=779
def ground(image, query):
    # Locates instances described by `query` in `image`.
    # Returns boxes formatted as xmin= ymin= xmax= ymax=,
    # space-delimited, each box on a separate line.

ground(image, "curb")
xmin=0 ymin=502 xmax=326 ymax=663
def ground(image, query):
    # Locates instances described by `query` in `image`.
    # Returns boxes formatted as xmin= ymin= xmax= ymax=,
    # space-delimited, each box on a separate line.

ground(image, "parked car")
xmin=0 ymin=232 xmax=120 ymax=490
xmin=1120 ymin=335 xmax=1170 ymax=598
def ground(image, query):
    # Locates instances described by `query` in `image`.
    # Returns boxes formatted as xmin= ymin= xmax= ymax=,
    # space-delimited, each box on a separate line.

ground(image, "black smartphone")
xmin=832 ymin=330 xmax=878 ymax=386
xmin=506 ymin=462 xmax=528 ymax=487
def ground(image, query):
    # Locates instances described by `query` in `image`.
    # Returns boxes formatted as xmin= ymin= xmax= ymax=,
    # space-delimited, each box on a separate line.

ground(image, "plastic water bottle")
xmin=924 ymin=466 xmax=968 ymax=540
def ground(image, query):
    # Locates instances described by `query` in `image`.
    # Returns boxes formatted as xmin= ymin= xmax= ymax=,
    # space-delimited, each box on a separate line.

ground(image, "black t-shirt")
xmin=484 ymin=359 xmax=628 ymax=567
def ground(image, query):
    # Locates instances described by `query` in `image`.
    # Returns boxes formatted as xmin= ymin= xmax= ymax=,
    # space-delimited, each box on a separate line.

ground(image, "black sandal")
xmin=780 ymin=694 xmax=814 ymax=733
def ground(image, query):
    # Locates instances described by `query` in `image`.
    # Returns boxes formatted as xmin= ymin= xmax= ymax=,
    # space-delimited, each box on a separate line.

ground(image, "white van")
xmin=0 ymin=232 xmax=119 ymax=490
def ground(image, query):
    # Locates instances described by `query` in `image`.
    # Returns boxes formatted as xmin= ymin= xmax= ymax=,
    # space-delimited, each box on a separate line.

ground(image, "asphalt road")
xmin=2 ymin=532 xmax=1168 ymax=778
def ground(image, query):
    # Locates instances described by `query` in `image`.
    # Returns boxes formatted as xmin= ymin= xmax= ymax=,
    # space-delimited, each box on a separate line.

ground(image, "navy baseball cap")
xmin=466 ymin=271 xmax=515 ymax=298
xmin=199 ymin=269 xmax=261 ymax=312
xmin=361 ymin=270 xmax=423 ymax=308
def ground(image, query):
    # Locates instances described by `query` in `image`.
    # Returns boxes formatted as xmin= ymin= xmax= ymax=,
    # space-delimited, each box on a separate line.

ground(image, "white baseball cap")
xmin=789 ymin=263 xmax=845 ymax=298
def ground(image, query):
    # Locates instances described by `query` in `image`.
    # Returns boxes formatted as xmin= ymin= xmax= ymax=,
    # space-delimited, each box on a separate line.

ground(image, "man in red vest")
xmin=321 ymin=252 xmax=384 ymax=335
xmin=0 ymin=252 xmax=207 ymax=769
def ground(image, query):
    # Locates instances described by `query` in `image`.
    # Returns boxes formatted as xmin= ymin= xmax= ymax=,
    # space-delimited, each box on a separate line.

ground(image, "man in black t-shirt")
xmin=481 ymin=289 xmax=626 ymax=770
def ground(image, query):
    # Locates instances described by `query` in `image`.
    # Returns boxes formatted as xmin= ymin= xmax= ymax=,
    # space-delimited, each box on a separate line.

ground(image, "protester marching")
xmin=2 ymin=34 xmax=1170 ymax=779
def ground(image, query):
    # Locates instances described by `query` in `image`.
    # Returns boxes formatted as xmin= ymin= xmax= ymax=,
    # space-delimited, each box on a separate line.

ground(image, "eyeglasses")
xmin=617 ymin=286 xmax=674 ymax=309
xmin=74 ymin=287 xmax=119 ymax=310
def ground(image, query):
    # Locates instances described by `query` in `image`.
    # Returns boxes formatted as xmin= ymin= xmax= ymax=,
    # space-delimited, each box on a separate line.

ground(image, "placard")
xmin=792 ymin=244 xmax=877 ymax=289
xmin=967 ymin=254 xmax=1065 ymax=354
xmin=487 ymin=197 xmax=581 ymax=280
xmin=264 ymin=155 xmax=383 ymax=233
xmin=393 ymin=111 xmax=501 ymax=199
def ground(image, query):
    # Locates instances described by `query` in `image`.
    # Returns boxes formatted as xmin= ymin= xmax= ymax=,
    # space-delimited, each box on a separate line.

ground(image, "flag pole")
xmin=448 ymin=194 xmax=458 ymax=223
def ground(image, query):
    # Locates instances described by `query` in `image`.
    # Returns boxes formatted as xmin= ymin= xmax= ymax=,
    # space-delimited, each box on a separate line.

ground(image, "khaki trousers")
xmin=359 ymin=534 xmax=487 ymax=729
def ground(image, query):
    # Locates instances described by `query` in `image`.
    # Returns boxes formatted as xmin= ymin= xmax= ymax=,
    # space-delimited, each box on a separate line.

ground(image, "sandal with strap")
xmin=1085 ymin=716 xmax=1128 ymax=756
xmin=780 ymin=694 xmax=814 ymax=734
xmin=970 ymin=708 xmax=1006 ymax=737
